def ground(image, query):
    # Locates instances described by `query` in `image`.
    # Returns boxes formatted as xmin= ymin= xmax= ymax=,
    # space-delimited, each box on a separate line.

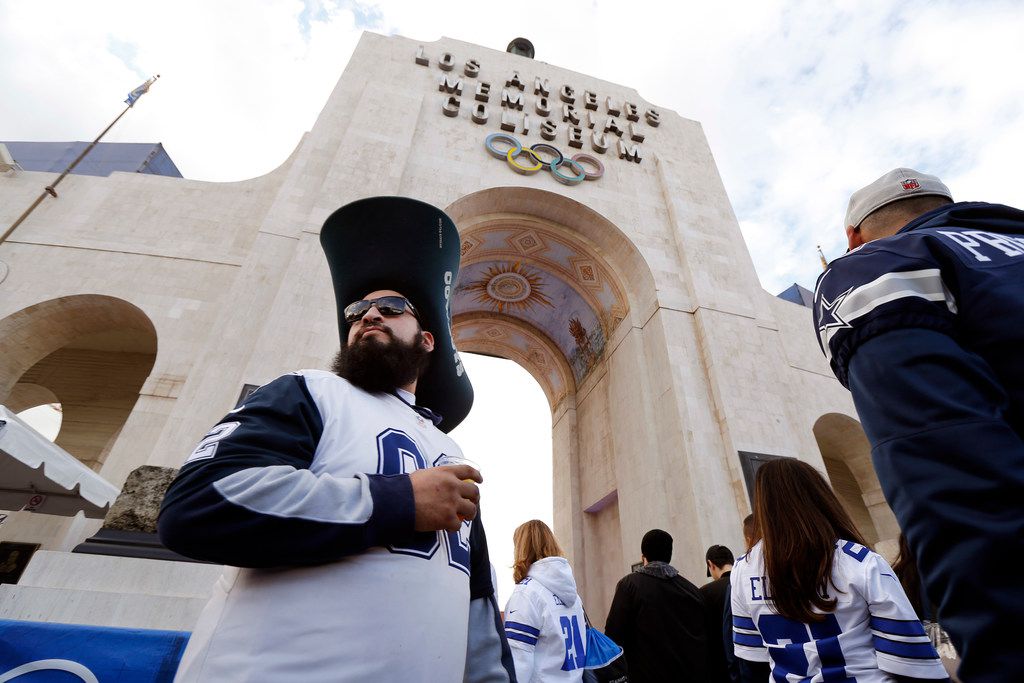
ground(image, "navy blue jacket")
xmin=813 ymin=201 xmax=1024 ymax=680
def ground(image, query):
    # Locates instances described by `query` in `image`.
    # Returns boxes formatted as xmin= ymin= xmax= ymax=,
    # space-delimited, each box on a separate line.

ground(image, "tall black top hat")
xmin=320 ymin=196 xmax=473 ymax=432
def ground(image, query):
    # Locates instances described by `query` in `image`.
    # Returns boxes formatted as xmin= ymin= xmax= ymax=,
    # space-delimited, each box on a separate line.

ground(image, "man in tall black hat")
xmin=159 ymin=197 xmax=516 ymax=682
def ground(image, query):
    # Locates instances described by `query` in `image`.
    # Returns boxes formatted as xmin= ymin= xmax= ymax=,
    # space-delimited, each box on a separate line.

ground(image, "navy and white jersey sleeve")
xmin=157 ymin=373 xmax=414 ymax=567
xmin=812 ymin=241 xmax=957 ymax=388
xmin=465 ymin=512 xmax=517 ymax=682
xmin=861 ymin=552 xmax=947 ymax=679
xmin=729 ymin=560 xmax=768 ymax=664
xmin=503 ymin=581 xmax=543 ymax=681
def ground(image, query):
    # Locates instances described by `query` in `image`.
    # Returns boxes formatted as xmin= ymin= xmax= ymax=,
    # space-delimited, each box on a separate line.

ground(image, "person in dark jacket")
xmin=603 ymin=529 xmax=707 ymax=682
xmin=700 ymin=545 xmax=734 ymax=683
xmin=813 ymin=168 xmax=1024 ymax=681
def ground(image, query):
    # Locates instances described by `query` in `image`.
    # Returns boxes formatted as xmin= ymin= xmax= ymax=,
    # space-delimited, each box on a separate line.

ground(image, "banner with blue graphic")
xmin=0 ymin=619 xmax=188 ymax=682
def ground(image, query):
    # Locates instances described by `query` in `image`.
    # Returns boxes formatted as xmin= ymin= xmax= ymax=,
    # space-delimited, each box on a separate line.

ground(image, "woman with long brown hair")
xmin=503 ymin=520 xmax=587 ymax=682
xmin=730 ymin=458 xmax=948 ymax=682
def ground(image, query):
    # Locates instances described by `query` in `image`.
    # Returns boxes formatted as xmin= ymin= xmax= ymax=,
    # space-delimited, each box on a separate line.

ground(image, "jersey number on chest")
xmin=377 ymin=429 xmax=470 ymax=575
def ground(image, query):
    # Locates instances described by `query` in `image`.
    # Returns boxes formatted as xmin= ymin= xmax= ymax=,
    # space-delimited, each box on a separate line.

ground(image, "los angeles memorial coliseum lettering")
xmin=416 ymin=46 xmax=657 ymax=173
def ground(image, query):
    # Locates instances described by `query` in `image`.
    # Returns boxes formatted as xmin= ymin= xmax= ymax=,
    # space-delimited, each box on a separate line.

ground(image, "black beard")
xmin=331 ymin=327 xmax=431 ymax=394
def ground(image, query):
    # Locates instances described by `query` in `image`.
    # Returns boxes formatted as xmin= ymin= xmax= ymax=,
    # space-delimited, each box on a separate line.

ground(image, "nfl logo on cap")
xmin=845 ymin=168 xmax=952 ymax=228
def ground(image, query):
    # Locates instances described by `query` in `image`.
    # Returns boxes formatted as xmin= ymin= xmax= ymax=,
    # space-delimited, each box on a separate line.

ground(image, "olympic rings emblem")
xmin=485 ymin=133 xmax=604 ymax=186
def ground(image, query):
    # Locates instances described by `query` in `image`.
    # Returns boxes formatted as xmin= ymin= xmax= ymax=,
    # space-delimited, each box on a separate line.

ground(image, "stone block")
xmin=102 ymin=465 xmax=178 ymax=533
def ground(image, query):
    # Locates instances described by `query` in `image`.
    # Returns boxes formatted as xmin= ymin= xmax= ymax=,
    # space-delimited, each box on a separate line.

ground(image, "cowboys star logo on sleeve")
xmin=816 ymin=285 xmax=854 ymax=358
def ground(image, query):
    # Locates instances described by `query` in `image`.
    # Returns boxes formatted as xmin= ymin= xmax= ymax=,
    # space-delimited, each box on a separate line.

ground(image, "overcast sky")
xmin=4 ymin=0 xmax=1023 ymax=602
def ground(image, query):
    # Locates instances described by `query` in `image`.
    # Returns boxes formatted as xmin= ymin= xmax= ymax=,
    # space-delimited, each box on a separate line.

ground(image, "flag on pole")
xmin=125 ymin=75 xmax=160 ymax=107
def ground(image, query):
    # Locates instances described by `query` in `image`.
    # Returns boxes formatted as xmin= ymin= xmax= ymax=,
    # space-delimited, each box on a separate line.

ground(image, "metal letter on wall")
xmin=628 ymin=122 xmax=645 ymax=143
xmin=540 ymin=120 xmax=558 ymax=141
xmin=534 ymin=77 xmax=551 ymax=96
xmin=415 ymin=46 xmax=429 ymax=66
xmin=442 ymin=96 xmax=460 ymax=117
xmin=439 ymin=74 xmax=464 ymax=95
xmin=476 ymin=82 xmax=491 ymax=102
xmin=605 ymin=97 xmax=622 ymax=116
xmin=464 ymin=59 xmax=481 ymax=78
xmin=567 ymin=126 xmax=584 ymax=149
xmin=623 ymin=102 xmax=640 ymax=122
xmin=535 ymin=97 xmax=551 ymax=117
xmin=603 ymin=116 xmax=625 ymax=137
xmin=506 ymin=71 xmax=526 ymax=91
xmin=560 ymin=85 xmax=576 ymax=104
xmin=616 ymin=138 xmax=642 ymax=163
xmin=439 ymin=52 xmax=456 ymax=71
xmin=645 ymin=108 xmax=661 ymax=127
xmin=501 ymin=89 xmax=525 ymax=110
xmin=472 ymin=103 xmax=489 ymax=124
xmin=500 ymin=110 xmax=518 ymax=132
xmin=562 ymin=104 xmax=580 ymax=125
xmin=521 ymin=113 xmax=531 ymax=136
xmin=590 ymin=132 xmax=609 ymax=154
xmin=584 ymin=91 xmax=598 ymax=110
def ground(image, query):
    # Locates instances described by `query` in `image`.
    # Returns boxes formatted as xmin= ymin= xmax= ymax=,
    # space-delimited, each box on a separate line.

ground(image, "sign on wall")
xmin=415 ymin=46 xmax=661 ymax=182
xmin=737 ymin=451 xmax=793 ymax=504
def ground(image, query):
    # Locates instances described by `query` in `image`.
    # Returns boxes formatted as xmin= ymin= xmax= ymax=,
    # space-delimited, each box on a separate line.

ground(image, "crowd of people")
xmin=501 ymin=461 xmax=952 ymax=682
xmin=157 ymin=166 xmax=1023 ymax=682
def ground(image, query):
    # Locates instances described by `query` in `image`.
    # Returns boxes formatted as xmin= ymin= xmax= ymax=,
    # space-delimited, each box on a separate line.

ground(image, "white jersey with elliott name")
xmin=731 ymin=540 xmax=947 ymax=682
xmin=161 ymin=371 xmax=477 ymax=682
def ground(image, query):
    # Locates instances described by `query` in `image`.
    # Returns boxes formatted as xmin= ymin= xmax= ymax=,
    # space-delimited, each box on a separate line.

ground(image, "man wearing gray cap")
xmin=813 ymin=168 xmax=1024 ymax=680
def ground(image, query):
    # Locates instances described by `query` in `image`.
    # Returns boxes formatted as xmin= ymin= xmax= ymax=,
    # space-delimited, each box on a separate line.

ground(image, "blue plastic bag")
xmin=584 ymin=627 xmax=623 ymax=669
xmin=583 ymin=627 xmax=628 ymax=682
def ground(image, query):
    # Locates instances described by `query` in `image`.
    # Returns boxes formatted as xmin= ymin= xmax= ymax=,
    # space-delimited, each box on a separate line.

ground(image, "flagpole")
xmin=1 ymin=76 xmax=158 ymax=247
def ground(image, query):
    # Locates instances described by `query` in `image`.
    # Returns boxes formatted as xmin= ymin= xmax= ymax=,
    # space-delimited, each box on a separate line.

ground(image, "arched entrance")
xmin=813 ymin=413 xmax=900 ymax=556
xmin=447 ymin=187 xmax=657 ymax=619
xmin=0 ymin=295 xmax=158 ymax=471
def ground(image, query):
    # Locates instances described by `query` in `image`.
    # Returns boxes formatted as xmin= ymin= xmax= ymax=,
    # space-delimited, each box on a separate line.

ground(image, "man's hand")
xmin=409 ymin=465 xmax=482 ymax=532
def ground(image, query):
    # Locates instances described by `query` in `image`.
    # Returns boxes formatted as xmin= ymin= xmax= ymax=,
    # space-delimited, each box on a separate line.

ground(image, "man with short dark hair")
xmin=814 ymin=168 xmax=1024 ymax=680
xmin=604 ymin=529 xmax=707 ymax=682
xmin=700 ymin=545 xmax=734 ymax=683
xmin=159 ymin=197 xmax=516 ymax=682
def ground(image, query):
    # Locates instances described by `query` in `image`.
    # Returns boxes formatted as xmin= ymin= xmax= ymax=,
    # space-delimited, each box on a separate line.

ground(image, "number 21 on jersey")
xmin=560 ymin=615 xmax=585 ymax=671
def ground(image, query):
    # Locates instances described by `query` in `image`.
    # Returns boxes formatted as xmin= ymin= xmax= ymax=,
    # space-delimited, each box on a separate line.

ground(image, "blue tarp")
xmin=0 ymin=142 xmax=182 ymax=178
xmin=0 ymin=619 xmax=188 ymax=682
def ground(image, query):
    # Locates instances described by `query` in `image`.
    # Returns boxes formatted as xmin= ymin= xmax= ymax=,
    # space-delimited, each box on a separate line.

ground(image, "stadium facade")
xmin=0 ymin=33 xmax=894 ymax=630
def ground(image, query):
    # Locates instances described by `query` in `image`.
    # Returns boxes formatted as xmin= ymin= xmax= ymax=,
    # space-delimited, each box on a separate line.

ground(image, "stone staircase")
xmin=0 ymin=550 xmax=221 ymax=630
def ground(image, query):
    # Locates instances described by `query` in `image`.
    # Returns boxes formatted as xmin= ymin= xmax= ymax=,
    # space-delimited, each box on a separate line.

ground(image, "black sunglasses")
xmin=343 ymin=296 xmax=419 ymax=323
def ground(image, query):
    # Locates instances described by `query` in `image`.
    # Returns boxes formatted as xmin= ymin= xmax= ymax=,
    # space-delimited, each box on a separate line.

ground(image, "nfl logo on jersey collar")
xmin=320 ymin=197 xmax=474 ymax=433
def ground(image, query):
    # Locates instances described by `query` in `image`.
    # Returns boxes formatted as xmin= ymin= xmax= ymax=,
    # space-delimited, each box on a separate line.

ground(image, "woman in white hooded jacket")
xmin=503 ymin=520 xmax=587 ymax=682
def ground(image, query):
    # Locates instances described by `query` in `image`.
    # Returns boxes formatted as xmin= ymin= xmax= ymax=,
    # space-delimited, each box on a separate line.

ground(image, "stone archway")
xmin=447 ymin=187 xmax=657 ymax=620
xmin=0 ymin=295 xmax=158 ymax=471
xmin=813 ymin=413 xmax=900 ymax=556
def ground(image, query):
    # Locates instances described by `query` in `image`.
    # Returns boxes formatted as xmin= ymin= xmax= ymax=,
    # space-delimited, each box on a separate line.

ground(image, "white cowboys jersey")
xmin=504 ymin=557 xmax=587 ymax=682
xmin=159 ymin=371 xmax=492 ymax=682
xmin=731 ymin=541 xmax=947 ymax=682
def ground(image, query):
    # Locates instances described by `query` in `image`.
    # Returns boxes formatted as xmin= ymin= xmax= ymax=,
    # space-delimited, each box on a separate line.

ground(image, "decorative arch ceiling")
xmin=452 ymin=313 xmax=572 ymax=409
xmin=452 ymin=215 xmax=629 ymax=392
